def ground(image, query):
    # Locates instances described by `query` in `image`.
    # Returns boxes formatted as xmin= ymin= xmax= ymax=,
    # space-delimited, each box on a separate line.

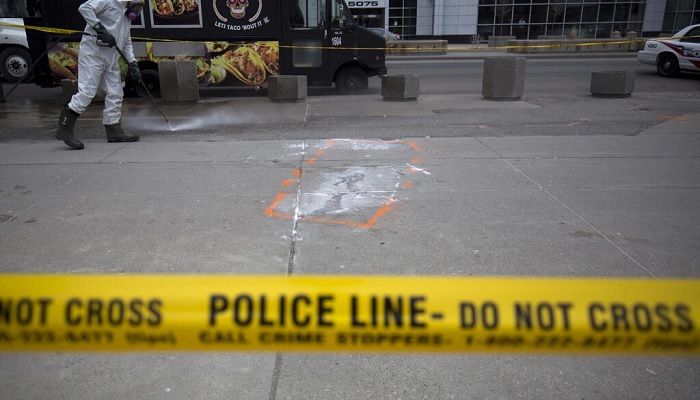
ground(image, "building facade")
xmin=348 ymin=0 xmax=700 ymax=40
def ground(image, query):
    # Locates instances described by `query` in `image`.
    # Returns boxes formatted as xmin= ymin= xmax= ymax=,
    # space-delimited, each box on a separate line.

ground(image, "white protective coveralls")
xmin=68 ymin=0 xmax=136 ymax=125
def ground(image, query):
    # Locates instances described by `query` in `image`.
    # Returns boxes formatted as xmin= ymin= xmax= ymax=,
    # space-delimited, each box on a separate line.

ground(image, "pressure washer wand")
xmin=111 ymin=44 xmax=175 ymax=131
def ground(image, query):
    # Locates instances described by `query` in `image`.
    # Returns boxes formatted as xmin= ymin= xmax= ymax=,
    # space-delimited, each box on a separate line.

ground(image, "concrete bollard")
xmin=387 ymin=40 xmax=447 ymax=55
xmin=488 ymin=36 xmax=516 ymax=48
xmin=482 ymin=57 xmax=526 ymax=101
xmin=381 ymin=74 xmax=419 ymax=101
xmin=590 ymin=71 xmax=635 ymax=98
xmin=158 ymin=60 xmax=199 ymax=103
xmin=268 ymin=75 xmax=307 ymax=102
xmin=626 ymin=31 xmax=640 ymax=51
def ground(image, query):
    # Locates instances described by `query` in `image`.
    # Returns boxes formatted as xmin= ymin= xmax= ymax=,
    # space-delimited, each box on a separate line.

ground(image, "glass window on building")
xmin=530 ymin=5 xmax=549 ymax=24
xmin=389 ymin=0 xmax=417 ymax=38
xmin=478 ymin=0 xmax=647 ymax=39
xmin=492 ymin=0 xmax=515 ymax=36
xmin=663 ymin=0 xmax=699 ymax=32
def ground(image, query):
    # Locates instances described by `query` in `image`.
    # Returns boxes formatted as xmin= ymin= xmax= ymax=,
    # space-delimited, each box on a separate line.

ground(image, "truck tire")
xmin=0 ymin=47 xmax=33 ymax=83
xmin=135 ymin=69 xmax=161 ymax=98
xmin=335 ymin=66 xmax=368 ymax=94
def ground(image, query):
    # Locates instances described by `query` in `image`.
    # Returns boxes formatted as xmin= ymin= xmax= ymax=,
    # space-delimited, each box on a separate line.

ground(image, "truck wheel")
xmin=135 ymin=69 xmax=161 ymax=97
xmin=335 ymin=66 xmax=368 ymax=94
xmin=0 ymin=47 xmax=33 ymax=83
xmin=657 ymin=54 xmax=680 ymax=77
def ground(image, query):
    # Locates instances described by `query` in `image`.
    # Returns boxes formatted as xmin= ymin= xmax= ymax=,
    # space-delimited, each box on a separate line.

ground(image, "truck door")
xmin=280 ymin=0 xmax=363 ymax=89
xmin=280 ymin=0 xmax=330 ymax=86
xmin=327 ymin=0 xmax=365 ymax=92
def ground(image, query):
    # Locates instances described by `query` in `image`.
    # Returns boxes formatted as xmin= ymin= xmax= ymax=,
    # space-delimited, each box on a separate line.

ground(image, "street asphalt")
xmin=0 ymin=49 xmax=699 ymax=399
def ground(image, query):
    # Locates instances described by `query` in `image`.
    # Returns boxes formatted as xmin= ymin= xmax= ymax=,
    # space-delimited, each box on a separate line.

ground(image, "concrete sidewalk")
xmin=1 ymin=131 xmax=699 ymax=398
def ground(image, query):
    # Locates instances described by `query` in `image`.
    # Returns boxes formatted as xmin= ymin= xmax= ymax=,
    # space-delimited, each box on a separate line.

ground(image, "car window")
xmin=681 ymin=27 xmax=700 ymax=44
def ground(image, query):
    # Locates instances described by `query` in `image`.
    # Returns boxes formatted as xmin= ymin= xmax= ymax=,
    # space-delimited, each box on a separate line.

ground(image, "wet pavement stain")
xmin=571 ymin=231 xmax=603 ymax=239
xmin=623 ymin=237 xmax=654 ymax=245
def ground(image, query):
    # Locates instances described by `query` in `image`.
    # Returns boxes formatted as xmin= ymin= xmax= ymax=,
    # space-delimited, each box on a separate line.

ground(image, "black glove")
xmin=93 ymin=22 xmax=116 ymax=48
xmin=127 ymin=61 xmax=141 ymax=81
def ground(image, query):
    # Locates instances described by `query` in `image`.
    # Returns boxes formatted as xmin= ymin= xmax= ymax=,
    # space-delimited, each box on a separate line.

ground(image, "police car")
xmin=637 ymin=24 xmax=700 ymax=77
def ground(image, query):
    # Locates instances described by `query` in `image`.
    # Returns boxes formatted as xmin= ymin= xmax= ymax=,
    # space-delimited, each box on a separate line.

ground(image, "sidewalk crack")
xmin=286 ymin=140 xmax=306 ymax=276
xmin=502 ymin=158 xmax=659 ymax=278
xmin=267 ymin=353 xmax=284 ymax=400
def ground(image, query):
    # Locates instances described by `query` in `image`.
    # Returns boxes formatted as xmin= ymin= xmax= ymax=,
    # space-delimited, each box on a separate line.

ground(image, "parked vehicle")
xmin=637 ymin=24 xmax=700 ymax=77
xmin=0 ymin=18 xmax=33 ymax=82
xmin=367 ymin=27 xmax=400 ymax=41
xmin=26 ymin=0 xmax=387 ymax=94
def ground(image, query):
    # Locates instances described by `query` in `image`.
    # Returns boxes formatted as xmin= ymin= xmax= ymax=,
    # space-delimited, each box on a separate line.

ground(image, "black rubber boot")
xmin=105 ymin=123 xmax=140 ymax=143
xmin=55 ymin=105 xmax=84 ymax=150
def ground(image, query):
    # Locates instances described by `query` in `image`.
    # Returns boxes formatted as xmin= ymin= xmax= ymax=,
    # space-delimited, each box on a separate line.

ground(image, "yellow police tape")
xmin=0 ymin=275 xmax=698 ymax=355
xmin=3 ymin=21 xmax=697 ymax=52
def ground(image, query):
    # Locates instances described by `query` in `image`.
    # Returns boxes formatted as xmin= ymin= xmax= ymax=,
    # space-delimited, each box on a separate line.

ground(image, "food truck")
xmin=25 ymin=0 xmax=387 ymax=95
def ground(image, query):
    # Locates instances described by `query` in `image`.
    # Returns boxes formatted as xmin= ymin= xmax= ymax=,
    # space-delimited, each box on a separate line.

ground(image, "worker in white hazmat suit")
xmin=56 ymin=0 xmax=144 ymax=150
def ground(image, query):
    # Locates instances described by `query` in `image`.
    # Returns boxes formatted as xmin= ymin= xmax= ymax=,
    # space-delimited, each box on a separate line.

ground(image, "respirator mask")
xmin=124 ymin=1 xmax=145 ymax=21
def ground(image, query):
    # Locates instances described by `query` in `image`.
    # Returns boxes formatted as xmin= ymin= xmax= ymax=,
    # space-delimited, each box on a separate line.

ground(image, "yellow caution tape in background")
xmin=0 ymin=275 xmax=698 ymax=354
xmin=3 ymin=22 xmax=687 ymax=52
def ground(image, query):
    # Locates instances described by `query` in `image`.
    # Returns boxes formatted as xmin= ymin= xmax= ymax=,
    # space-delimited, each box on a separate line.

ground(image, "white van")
xmin=0 ymin=17 xmax=32 ymax=82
